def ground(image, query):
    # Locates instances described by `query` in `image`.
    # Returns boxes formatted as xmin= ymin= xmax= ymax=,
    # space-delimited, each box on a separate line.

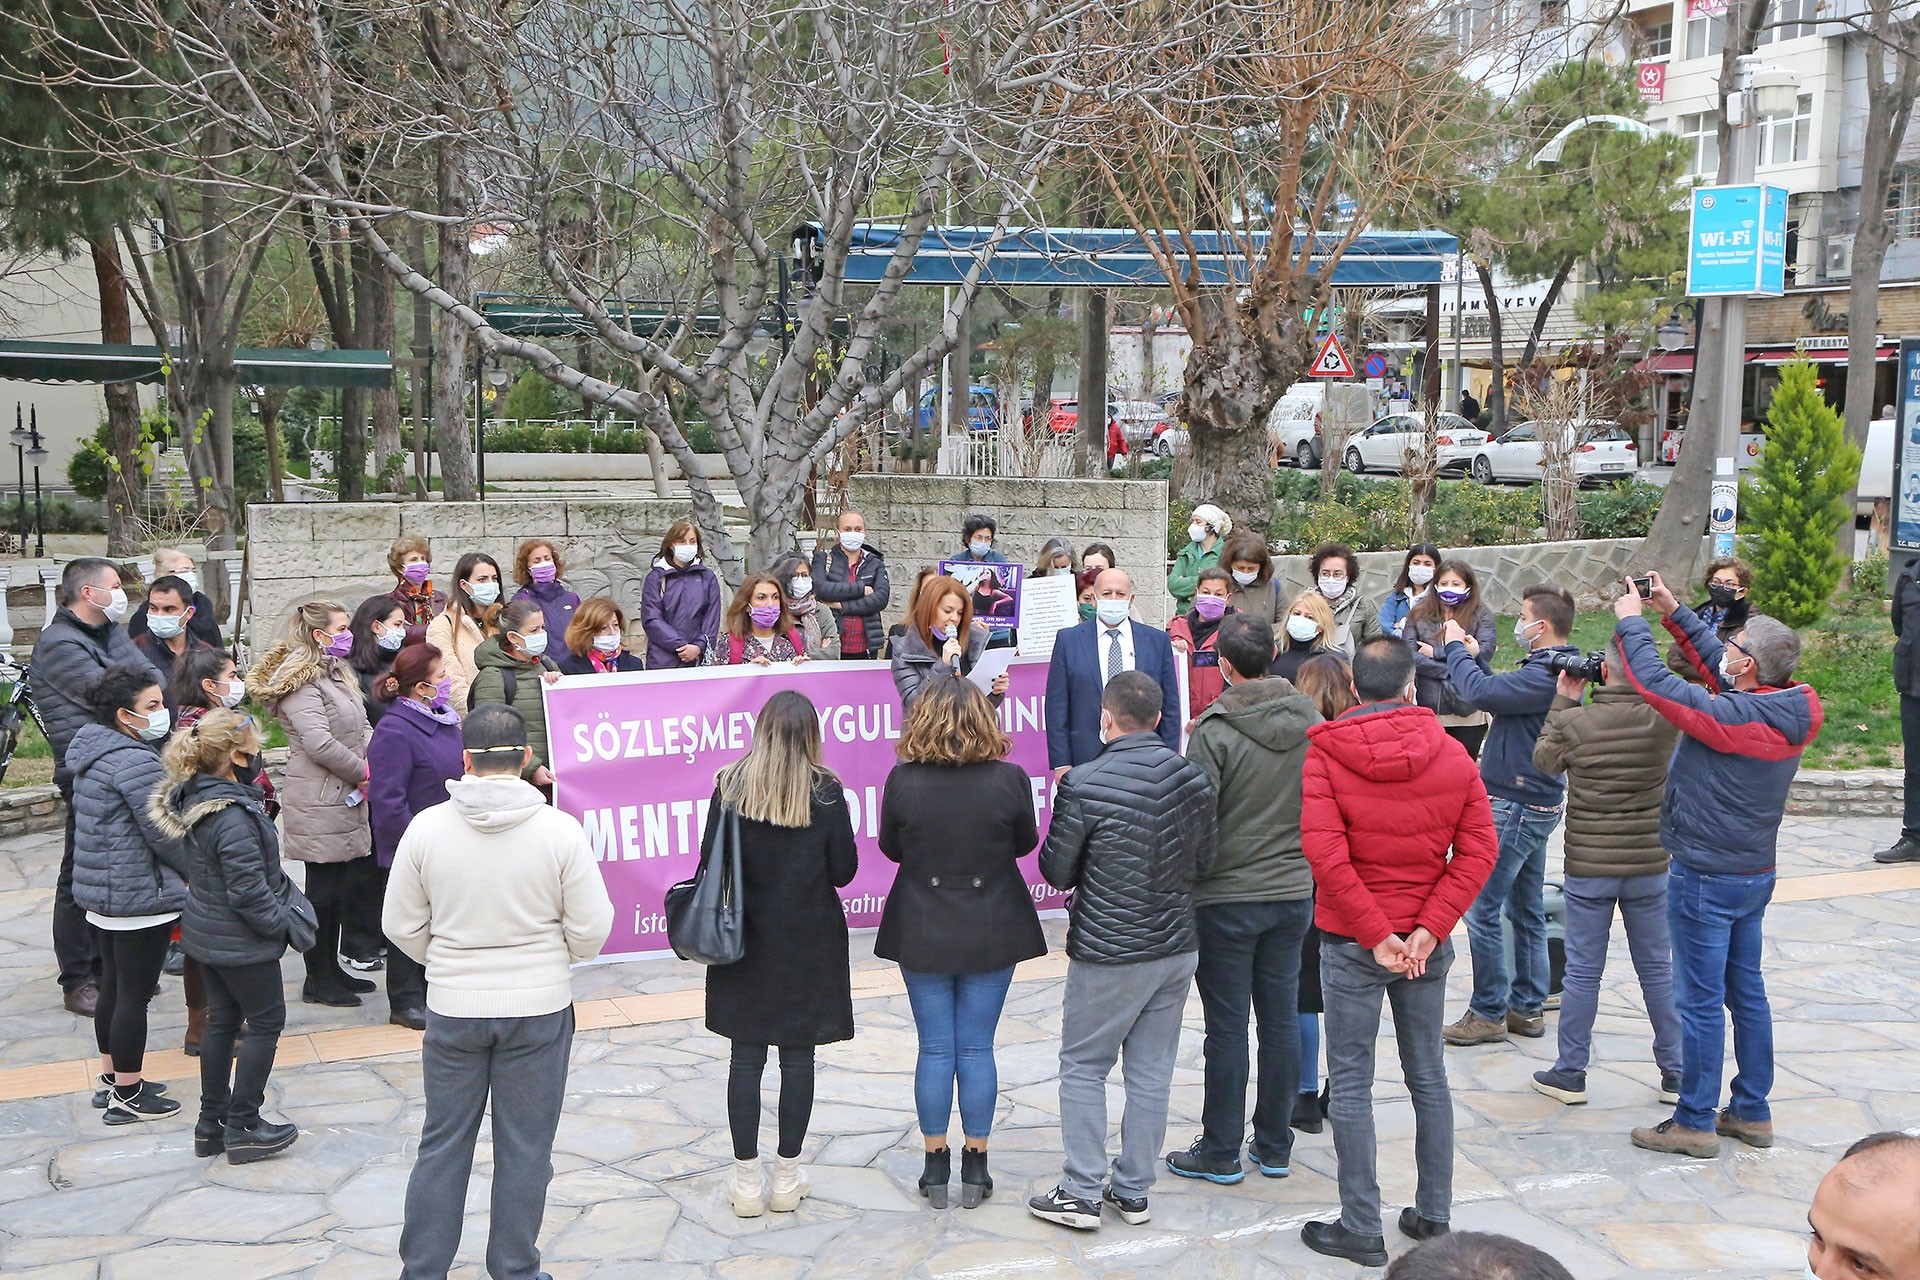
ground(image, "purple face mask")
xmin=401 ymin=562 xmax=432 ymax=586
xmin=530 ymin=562 xmax=558 ymax=585
xmin=749 ymin=604 xmax=782 ymax=629
xmin=1435 ymin=587 xmax=1469 ymax=608
xmin=323 ymin=630 xmax=354 ymax=658
xmin=1193 ymin=595 xmax=1228 ymax=621
xmin=431 ymin=676 xmax=453 ymax=708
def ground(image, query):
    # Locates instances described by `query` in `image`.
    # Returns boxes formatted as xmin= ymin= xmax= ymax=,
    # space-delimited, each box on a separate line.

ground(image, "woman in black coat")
xmin=702 ymin=690 xmax=858 ymax=1219
xmin=876 ymin=679 xmax=1044 ymax=1210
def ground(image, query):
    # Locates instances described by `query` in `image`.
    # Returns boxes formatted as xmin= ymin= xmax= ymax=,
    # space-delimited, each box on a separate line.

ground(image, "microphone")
xmin=944 ymin=624 xmax=961 ymax=670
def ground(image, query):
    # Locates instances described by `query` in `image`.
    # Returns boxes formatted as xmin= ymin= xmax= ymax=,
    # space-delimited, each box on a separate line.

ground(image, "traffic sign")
xmin=1309 ymin=333 xmax=1355 ymax=378
xmin=1361 ymin=352 xmax=1388 ymax=379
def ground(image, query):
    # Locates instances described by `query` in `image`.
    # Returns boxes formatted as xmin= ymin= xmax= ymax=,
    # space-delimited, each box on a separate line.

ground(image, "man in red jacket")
xmin=1298 ymin=638 xmax=1499 ymax=1267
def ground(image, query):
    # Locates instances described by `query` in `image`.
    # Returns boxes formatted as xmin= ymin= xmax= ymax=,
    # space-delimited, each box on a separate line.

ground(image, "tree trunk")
xmin=260 ymin=386 xmax=287 ymax=503
xmin=1030 ymin=286 xmax=1065 ymax=414
xmin=406 ymin=222 xmax=434 ymax=498
xmin=433 ymin=136 xmax=478 ymax=502
xmin=1517 ymin=255 xmax=1575 ymax=372
xmin=1076 ymin=289 xmax=1109 ymax=477
xmin=1475 ymin=259 xmax=1508 ymax=434
xmin=355 ymin=233 xmax=404 ymax=494
xmin=1422 ymin=284 xmax=1441 ymax=414
xmin=89 ymin=234 xmax=145 ymax=556
xmin=1181 ymin=314 xmax=1285 ymax=537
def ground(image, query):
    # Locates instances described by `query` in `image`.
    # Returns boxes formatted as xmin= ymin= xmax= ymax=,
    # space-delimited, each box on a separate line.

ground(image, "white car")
xmin=1469 ymin=419 xmax=1637 ymax=485
xmin=1343 ymin=413 xmax=1488 ymax=475
xmin=1268 ymin=388 xmax=1326 ymax=467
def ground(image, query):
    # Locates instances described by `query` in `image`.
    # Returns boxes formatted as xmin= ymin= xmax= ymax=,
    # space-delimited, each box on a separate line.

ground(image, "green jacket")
xmin=1168 ymin=539 xmax=1223 ymax=612
xmin=1325 ymin=586 xmax=1385 ymax=655
xmin=1531 ymin=682 xmax=1680 ymax=879
xmin=469 ymin=636 xmax=562 ymax=776
xmin=1184 ymin=676 xmax=1321 ymax=906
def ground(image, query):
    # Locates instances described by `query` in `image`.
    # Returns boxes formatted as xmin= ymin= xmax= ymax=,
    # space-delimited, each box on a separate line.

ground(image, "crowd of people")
xmin=25 ymin=510 xmax=1859 ymax=1276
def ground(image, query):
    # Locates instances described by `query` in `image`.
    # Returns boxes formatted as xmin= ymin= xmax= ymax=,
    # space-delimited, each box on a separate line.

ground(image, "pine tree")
xmin=1738 ymin=360 xmax=1861 ymax=627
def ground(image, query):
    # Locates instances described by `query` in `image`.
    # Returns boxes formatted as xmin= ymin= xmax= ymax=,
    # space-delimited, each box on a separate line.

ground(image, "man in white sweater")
xmin=385 ymin=704 xmax=614 ymax=1280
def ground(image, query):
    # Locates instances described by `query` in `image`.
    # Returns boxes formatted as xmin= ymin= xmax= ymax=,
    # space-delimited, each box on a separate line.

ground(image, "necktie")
xmin=1106 ymin=627 xmax=1123 ymax=682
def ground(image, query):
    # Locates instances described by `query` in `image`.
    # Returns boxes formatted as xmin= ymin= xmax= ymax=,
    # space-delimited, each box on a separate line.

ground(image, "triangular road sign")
xmin=1309 ymin=333 xmax=1355 ymax=378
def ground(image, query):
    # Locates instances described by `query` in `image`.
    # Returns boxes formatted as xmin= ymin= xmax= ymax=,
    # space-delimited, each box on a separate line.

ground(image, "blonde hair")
xmin=286 ymin=599 xmax=348 ymax=656
xmin=565 ymin=596 xmax=626 ymax=657
xmin=716 ymin=690 xmax=835 ymax=827
xmin=387 ymin=535 xmax=430 ymax=577
xmin=897 ymin=679 xmax=1010 ymax=766
xmin=1286 ymin=590 xmax=1337 ymax=651
xmin=162 ymin=708 xmax=264 ymax=782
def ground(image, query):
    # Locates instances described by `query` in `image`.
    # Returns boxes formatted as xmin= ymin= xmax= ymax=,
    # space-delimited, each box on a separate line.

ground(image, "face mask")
xmin=323 ymin=630 xmax=354 ymax=659
xmin=593 ymin=632 xmax=621 ymax=654
xmin=1286 ymin=614 xmax=1321 ymax=643
xmin=839 ymin=531 xmax=865 ymax=553
xmin=530 ymin=562 xmax=558 ymax=585
xmin=236 ymin=753 xmax=263 ymax=781
xmin=749 ymin=604 xmax=783 ymax=629
xmin=1188 ymin=523 xmax=1209 ymax=544
xmin=1096 ymin=599 xmax=1130 ymax=627
xmin=1078 ymin=602 xmax=1098 ymax=622
xmin=218 ymin=679 xmax=246 ymax=709
xmin=1514 ymin=618 xmax=1542 ymax=649
xmin=1408 ymin=563 xmax=1435 ymax=586
xmin=1193 ymin=595 xmax=1228 ymax=621
xmin=1318 ymin=575 xmax=1347 ymax=600
xmin=431 ymin=676 xmax=453 ymax=708
xmin=127 ymin=706 xmax=170 ymax=742
xmin=376 ymin=626 xmax=405 ymax=652
xmin=969 ymin=539 xmax=993 ymax=558
xmin=672 ymin=543 xmax=698 ymax=565
xmin=146 ymin=613 xmax=187 ymax=640
xmin=788 ymin=578 xmax=813 ymax=600
xmin=1719 ymin=650 xmax=1748 ymax=684
xmin=1707 ymin=582 xmax=1742 ymax=608
xmin=177 ymin=570 xmax=199 ymax=595
xmin=401 ymin=562 xmax=432 ymax=586
xmin=468 ymin=580 xmax=500 ymax=606
xmin=515 ymin=630 xmax=548 ymax=658
xmin=91 ymin=585 xmax=129 ymax=623
xmin=1435 ymin=587 xmax=1469 ymax=608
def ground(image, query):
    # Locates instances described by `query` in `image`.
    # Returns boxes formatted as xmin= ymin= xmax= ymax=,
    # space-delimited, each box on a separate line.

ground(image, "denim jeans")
xmin=1465 ymin=797 xmax=1562 ymax=1021
xmin=1192 ymin=898 xmax=1314 ymax=1162
xmin=901 ymin=966 xmax=1016 ymax=1142
xmin=1553 ymin=874 xmax=1681 ymax=1079
xmin=1667 ymin=862 xmax=1776 ymax=1131
xmin=1321 ymin=937 xmax=1455 ymax=1237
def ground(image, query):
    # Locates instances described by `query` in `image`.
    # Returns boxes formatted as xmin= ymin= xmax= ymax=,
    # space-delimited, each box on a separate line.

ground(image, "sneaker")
xmin=341 ymin=953 xmax=384 ymax=973
xmin=92 ymin=1075 xmax=168 ymax=1110
xmin=1631 ymin=1118 xmax=1719 ymax=1159
xmin=1443 ymin=1012 xmax=1509 ymax=1046
xmin=1247 ymin=1142 xmax=1291 ymax=1178
xmin=1165 ymin=1138 xmax=1245 ymax=1185
xmin=1028 ymin=1185 xmax=1101 ymax=1230
xmin=104 ymin=1084 xmax=183 ymax=1125
xmin=1530 ymin=1068 xmax=1588 ymax=1106
xmin=1301 ymin=1219 xmax=1389 ymax=1267
xmin=1659 ymin=1073 xmax=1681 ymax=1105
xmin=224 ymin=1119 xmax=299 ymax=1164
xmin=1291 ymin=1091 xmax=1325 ymax=1135
xmin=1102 ymin=1187 xmax=1151 ymax=1225
xmin=1715 ymin=1109 xmax=1775 ymax=1149
xmin=1398 ymin=1207 xmax=1450 ymax=1242
xmin=1874 ymin=836 xmax=1920 ymax=864
xmin=1506 ymin=1010 xmax=1546 ymax=1039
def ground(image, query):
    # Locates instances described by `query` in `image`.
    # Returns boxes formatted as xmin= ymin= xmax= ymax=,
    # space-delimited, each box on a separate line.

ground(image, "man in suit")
xmin=1046 ymin=569 xmax=1182 ymax=777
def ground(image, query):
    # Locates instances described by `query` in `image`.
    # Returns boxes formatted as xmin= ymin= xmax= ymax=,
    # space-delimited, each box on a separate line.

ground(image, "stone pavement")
xmin=1 ymin=815 xmax=1916 ymax=1279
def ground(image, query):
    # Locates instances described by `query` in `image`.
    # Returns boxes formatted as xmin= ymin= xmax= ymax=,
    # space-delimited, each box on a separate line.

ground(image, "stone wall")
xmin=847 ymin=474 xmax=1174 ymax=626
xmin=1270 ymin=537 xmax=1650 ymax=615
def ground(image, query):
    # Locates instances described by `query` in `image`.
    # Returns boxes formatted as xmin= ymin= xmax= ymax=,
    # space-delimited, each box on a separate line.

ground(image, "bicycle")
xmin=0 ymin=654 xmax=46 ymax=786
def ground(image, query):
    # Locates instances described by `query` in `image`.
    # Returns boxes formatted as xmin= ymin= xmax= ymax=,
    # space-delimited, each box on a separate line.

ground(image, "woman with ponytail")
xmin=365 ymin=644 xmax=463 ymax=1029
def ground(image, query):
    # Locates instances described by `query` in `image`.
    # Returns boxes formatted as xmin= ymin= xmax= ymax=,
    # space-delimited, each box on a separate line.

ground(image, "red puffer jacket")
xmin=1301 ymin=702 xmax=1498 ymax=948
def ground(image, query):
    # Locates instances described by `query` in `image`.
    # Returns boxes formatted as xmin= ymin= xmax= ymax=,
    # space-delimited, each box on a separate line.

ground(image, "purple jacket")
xmin=515 ymin=579 xmax=581 ymax=660
xmin=641 ymin=561 xmax=722 ymax=669
xmin=366 ymin=698 xmax=466 ymax=867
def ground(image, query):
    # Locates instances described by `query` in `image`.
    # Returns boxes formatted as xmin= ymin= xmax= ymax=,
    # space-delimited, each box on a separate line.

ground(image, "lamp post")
xmin=18 ymin=406 xmax=47 ymax=557
xmin=477 ymin=355 xmax=509 ymax=501
xmin=10 ymin=403 xmax=26 ymax=552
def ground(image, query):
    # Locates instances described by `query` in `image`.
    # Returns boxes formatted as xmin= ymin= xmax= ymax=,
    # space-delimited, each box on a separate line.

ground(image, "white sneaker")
xmin=768 ymin=1153 xmax=810 ymax=1212
xmin=727 ymin=1158 xmax=766 ymax=1218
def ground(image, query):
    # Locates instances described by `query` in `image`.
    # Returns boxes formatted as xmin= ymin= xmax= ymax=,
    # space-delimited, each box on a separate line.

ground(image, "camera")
xmin=1543 ymin=649 xmax=1606 ymax=682
xmin=1630 ymin=575 xmax=1654 ymax=600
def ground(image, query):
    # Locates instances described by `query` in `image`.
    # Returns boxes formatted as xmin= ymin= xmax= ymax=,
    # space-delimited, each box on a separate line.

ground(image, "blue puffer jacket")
xmin=1616 ymin=608 xmax=1823 ymax=876
xmin=1444 ymin=640 xmax=1582 ymax=806
xmin=68 ymin=723 xmax=189 ymax=918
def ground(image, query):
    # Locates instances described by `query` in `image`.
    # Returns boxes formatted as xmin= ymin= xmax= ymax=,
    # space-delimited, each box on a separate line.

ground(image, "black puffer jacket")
xmin=151 ymin=769 xmax=301 ymax=967
xmin=29 ymin=607 xmax=143 ymax=781
xmin=69 ymin=723 xmax=189 ymax=918
xmin=1040 ymin=732 xmax=1217 ymax=964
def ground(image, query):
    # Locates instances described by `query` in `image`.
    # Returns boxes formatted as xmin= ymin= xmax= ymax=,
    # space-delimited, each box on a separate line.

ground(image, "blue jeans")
xmin=1193 ymin=898 xmax=1314 ymax=1162
xmin=1553 ymin=874 xmax=1681 ymax=1079
xmin=1667 ymin=863 xmax=1775 ymax=1131
xmin=1465 ymin=797 xmax=1561 ymax=1021
xmin=901 ymin=966 xmax=1016 ymax=1141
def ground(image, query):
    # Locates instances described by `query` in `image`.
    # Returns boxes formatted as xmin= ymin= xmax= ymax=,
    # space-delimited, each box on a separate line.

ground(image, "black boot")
xmin=194 ymin=1111 xmax=226 ymax=1158
xmin=1292 ymin=1091 xmax=1325 ymax=1135
xmin=225 ymin=1118 xmax=299 ymax=1165
xmin=960 ymin=1147 xmax=993 ymax=1208
xmin=918 ymin=1147 xmax=951 ymax=1209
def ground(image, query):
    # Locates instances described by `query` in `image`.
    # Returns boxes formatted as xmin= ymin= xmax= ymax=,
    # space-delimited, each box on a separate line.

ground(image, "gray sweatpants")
xmin=400 ymin=1006 xmax=575 ymax=1280
xmin=1056 ymin=951 xmax=1199 ymax=1201
xmin=1321 ymin=938 xmax=1454 ymax=1237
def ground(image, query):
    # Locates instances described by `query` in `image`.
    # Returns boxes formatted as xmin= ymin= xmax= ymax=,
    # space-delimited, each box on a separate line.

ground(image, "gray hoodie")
xmin=1184 ymin=677 xmax=1322 ymax=906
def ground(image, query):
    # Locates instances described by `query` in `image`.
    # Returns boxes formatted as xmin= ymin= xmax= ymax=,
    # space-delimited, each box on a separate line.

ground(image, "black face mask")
xmin=237 ymin=754 xmax=264 ymax=785
xmin=1706 ymin=583 xmax=1742 ymax=609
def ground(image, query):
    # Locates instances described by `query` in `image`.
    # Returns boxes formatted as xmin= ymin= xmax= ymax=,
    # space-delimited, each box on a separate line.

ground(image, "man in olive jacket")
xmin=1165 ymin=614 xmax=1321 ymax=1185
xmin=1527 ymin=643 xmax=1682 ymax=1110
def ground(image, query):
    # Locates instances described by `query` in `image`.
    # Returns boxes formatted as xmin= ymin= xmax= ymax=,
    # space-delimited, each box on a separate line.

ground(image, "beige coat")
xmin=424 ymin=609 xmax=490 ymax=713
xmin=247 ymin=641 xmax=372 ymax=864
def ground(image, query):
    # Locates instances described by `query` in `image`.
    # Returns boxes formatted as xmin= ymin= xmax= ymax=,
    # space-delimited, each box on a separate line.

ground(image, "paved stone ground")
xmin=0 ymin=815 xmax=1915 ymax=1279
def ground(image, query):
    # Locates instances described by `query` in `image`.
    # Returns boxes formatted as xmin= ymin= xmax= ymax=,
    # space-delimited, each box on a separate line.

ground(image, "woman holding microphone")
xmin=888 ymin=576 xmax=1008 ymax=714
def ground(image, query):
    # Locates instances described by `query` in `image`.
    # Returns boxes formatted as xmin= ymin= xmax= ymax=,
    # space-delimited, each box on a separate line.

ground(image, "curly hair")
xmin=86 ymin=662 xmax=163 ymax=722
xmin=896 ymin=678 xmax=1010 ymax=766
xmin=161 ymin=707 xmax=263 ymax=781
xmin=514 ymin=538 xmax=565 ymax=587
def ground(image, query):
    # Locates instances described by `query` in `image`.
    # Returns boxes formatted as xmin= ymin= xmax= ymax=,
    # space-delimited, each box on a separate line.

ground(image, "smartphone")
xmin=1631 ymin=575 xmax=1654 ymax=600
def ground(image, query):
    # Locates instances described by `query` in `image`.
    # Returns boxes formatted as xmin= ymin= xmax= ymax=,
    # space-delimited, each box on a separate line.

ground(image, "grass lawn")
xmin=0 ymin=681 xmax=288 ymax=789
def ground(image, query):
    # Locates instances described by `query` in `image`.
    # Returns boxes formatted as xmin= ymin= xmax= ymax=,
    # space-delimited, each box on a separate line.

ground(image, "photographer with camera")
xmin=1614 ymin=572 xmax=1821 ymax=1160
xmin=1437 ymin=584 xmax=1581 ymax=1048
xmin=1526 ymin=642 xmax=1682 ymax=1110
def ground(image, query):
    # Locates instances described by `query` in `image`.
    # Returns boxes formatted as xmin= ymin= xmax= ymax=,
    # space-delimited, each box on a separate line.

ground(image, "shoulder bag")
xmin=664 ymin=804 xmax=745 ymax=965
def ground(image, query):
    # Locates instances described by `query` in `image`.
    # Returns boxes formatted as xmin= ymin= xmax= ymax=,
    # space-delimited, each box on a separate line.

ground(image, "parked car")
xmin=1151 ymin=419 xmax=1188 ymax=457
xmin=1343 ymin=412 xmax=1488 ymax=475
xmin=915 ymin=385 xmax=1000 ymax=434
xmin=1470 ymin=419 xmax=1637 ymax=485
xmin=1860 ymin=416 xmax=1893 ymax=517
xmin=1268 ymin=386 xmax=1329 ymax=468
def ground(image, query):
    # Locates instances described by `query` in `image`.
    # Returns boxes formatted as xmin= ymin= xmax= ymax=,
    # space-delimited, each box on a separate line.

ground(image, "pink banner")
xmin=544 ymin=657 xmax=1067 ymax=959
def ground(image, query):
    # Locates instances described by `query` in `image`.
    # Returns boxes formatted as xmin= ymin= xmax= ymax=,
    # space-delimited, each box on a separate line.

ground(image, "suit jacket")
xmin=1044 ymin=618 xmax=1182 ymax=769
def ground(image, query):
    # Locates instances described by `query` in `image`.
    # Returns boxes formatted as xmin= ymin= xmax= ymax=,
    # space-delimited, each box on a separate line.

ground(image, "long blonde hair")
xmin=1285 ymin=590 xmax=1338 ymax=652
xmin=716 ymin=690 xmax=836 ymax=827
xmin=161 ymin=708 xmax=264 ymax=783
xmin=286 ymin=598 xmax=348 ymax=657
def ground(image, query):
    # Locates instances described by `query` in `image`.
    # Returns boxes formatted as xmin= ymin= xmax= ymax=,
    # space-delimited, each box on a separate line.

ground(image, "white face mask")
xmin=126 ymin=705 xmax=170 ymax=742
xmin=89 ymin=584 xmax=129 ymax=623
xmin=1318 ymin=575 xmax=1347 ymax=600
xmin=1515 ymin=617 xmax=1542 ymax=650
xmin=1719 ymin=650 xmax=1749 ymax=684
xmin=218 ymin=679 xmax=246 ymax=709
xmin=593 ymin=632 xmax=621 ymax=654
xmin=1096 ymin=599 xmax=1130 ymax=627
xmin=1407 ymin=563 xmax=1435 ymax=586
xmin=515 ymin=630 xmax=548 ymax=658
xmin=146 ymin=612 xmax=187 ymax=640
xmin=467 ymin=580 xmax=500 ymax=606
xmin=376 ymin=626 xmax=405 ymax=652
xmin=1188 ymin=523 xmax=1209 ymax=544
xmin=1231 ymin=568 xmax=1258 ymax=587
xmin=672 ymin=543 xmax=698 ymax=565
xmin=788 ymin=578 xmax=813 ymax=600
xmin=177 ymin=570 xmax=200 ymax=595
xmin=839 ymin=531 xmax=865 ymax=553
xmin=1286 ymin=615 xmax=1321 ymax=643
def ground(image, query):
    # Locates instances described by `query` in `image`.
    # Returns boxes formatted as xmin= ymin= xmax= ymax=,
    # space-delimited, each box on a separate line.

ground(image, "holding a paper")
xmin=891 ymin=574 xmax=1011 ymax=713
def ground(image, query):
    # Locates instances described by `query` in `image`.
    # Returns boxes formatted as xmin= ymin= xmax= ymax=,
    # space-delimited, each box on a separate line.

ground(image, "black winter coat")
xmin=1040 ymin=732 xmax=1217 ymax=964
xmin=30 ymin=607 xmax=143 ymax=781
xmin=811 ymin=545 xmax=891 ymax=655
xmin=152 ymin=770 xmax=302 ymax=967
xmin=702 ymin=782 xmax=859 ymax=1046
xmin=69 ymin=724 xmax=189 ymax=918
xmin=875 ymin=760 xmax=1046 ymax=974
xmin=1897 ymin=558 xmax=1920 ymax=697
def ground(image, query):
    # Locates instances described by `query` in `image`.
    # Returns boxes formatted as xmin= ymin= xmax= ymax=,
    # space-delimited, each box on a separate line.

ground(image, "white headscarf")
xmin=1190 ymin=503 xmax=1235 ymax=540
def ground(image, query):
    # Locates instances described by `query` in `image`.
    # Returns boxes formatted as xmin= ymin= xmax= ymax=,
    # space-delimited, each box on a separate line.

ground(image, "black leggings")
xmin=1444 ymin=723 xmax=1488 ymax=761
xmin=728 ymin=1042 xmax=816 ymax=1160
xmin=93 ymin=921 xmax=174 ymax=1076
xmin=200 ymin=958 xmax=287 ymax=1131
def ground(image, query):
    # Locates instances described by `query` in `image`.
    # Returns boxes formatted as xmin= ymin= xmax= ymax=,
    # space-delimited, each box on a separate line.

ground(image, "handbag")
xmin=664 ymin=804 xmax=745 ymax=965
xmin=275 ymin=875 xmax=319 ymax=953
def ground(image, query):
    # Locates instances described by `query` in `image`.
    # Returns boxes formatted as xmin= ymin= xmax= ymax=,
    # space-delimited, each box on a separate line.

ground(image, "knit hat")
xmin=1191 ymin=503 xmax=1234 ymax=539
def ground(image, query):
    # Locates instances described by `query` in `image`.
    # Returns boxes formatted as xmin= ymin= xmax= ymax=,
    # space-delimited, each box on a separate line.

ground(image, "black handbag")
xmin=276 ymin=875 xmax=319 ymax=953
xmin=664 ymin=804 xmax=745 ymax=965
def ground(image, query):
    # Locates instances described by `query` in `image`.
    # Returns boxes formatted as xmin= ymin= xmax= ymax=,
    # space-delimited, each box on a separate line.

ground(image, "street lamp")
xmin=20 ymin=406 xmax=47 ymax=557
xmin=10 ymin=404 xmax=28 ymax=552
xmin=475 ymin=355 xmax=510 ymax=501
xmin=1655 ymin=302 xmax=1698 ymax=353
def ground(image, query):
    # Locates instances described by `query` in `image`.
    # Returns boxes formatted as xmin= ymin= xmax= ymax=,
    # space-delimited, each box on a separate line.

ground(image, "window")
xmin=1756 ymin=0 xmax=1819 ymax=45
xmin=1889 ymin=164 xmax=1920 ymax=240
xmin=1684 ymin=3 xmax=1724 ymax=60
xmin=1449 ymin=0 xmax=1500 ymax=49
xmin=1757 ymin=93 xmax=1812 ymax=167
xmin=1681 ymin=111 xmax=1721 ymax=177
xmin=1641 ymin=21 xmax=1674 ymax=59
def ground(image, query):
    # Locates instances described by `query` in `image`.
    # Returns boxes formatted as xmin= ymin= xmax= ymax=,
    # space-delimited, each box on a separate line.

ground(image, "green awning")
xmin=0 ymin=341 xmax=393 ymax=388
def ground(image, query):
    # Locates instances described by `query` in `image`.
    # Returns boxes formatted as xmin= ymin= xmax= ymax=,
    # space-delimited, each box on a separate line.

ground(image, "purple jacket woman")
xmin=641 ymin=560 xmax=723 ymax=669
xmin=366 ymin=697 xmax=466 ymax=869
xmin=514 ymin=579 xmax=581 ymax=661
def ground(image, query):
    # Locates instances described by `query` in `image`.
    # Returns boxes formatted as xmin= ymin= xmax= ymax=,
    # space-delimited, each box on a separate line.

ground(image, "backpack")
xmin=468 ymin=666 xmax=518 ymax=712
